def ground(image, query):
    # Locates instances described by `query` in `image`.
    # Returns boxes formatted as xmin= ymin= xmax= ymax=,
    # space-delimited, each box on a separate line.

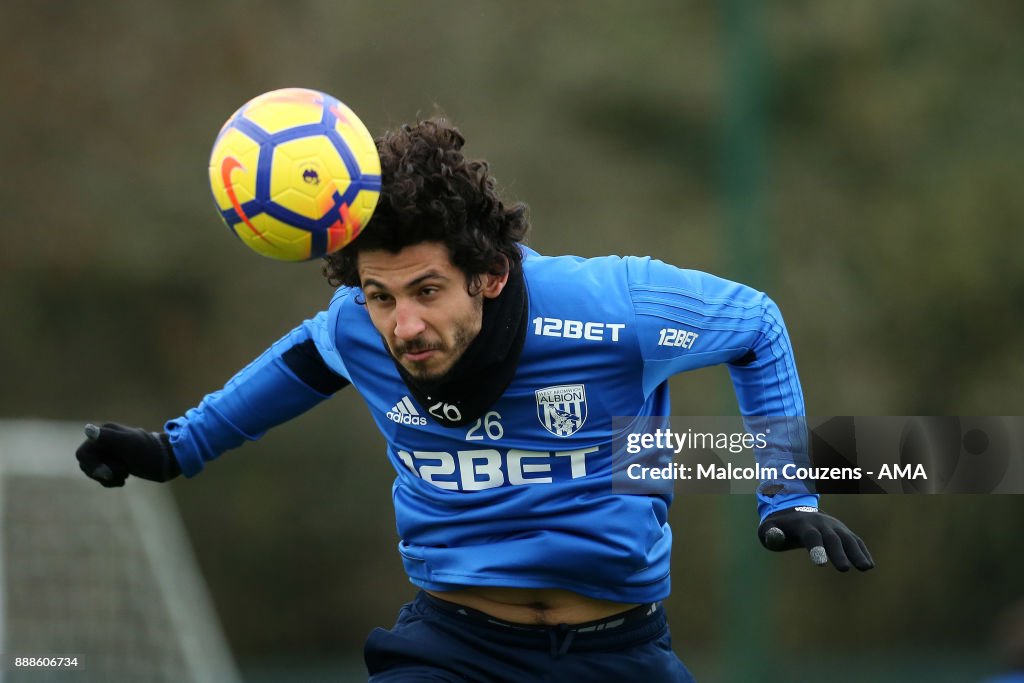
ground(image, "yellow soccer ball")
xmin=209 ymin=88 xmax=381 ymax=261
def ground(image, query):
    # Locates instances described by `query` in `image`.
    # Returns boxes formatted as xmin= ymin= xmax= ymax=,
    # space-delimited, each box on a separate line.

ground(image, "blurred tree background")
xmin=2 ymin=1 xmax=1022 ymax=680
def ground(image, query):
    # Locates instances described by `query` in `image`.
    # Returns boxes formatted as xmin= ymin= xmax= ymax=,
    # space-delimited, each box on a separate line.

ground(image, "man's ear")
xmin=480 ymin=266 xmax=511 ymax=300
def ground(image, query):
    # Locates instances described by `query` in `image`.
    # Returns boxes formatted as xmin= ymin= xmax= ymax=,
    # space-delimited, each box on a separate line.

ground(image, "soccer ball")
xmin=208 ymin=88 xmax=381 ymax=261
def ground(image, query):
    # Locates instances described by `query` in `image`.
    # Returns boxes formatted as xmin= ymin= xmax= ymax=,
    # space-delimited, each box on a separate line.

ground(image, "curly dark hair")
xmin=322 ymin=118 xmax=530 ymax=292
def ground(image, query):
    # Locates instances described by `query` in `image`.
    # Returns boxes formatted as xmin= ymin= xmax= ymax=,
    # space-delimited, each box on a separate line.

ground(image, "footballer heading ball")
xmin=209 ymin=88 xmax=381 ymax=261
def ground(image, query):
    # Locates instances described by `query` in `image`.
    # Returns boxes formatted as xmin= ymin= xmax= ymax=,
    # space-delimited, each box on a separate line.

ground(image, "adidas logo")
xmin=386 ymin=396 xmax=427 ymax=426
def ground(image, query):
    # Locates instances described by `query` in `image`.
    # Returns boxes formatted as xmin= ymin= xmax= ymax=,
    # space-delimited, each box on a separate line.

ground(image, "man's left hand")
xmin=758 ymin=506 xmax=875 ymax=572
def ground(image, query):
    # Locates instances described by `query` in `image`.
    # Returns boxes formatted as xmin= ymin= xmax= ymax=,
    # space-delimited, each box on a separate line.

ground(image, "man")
xmin=77 ymin=119 xmax=873 ymax=682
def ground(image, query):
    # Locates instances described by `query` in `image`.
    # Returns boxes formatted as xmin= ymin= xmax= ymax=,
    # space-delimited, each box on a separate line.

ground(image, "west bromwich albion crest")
xmin=535 ymin=384 xmax=588 ymax=437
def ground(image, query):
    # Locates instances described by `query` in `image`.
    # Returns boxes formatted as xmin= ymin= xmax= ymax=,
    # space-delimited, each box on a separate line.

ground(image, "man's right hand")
xmin=75 ymin=423 xmax=181 ymax=487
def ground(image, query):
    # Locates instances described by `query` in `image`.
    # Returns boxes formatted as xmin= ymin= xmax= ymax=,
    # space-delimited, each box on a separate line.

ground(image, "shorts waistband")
xmin=416 ymin=591 xmax=667 ymax=654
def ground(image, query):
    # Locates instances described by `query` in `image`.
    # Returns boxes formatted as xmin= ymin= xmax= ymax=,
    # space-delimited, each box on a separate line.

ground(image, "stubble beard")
xmin=393 ymin=320 xmax=478 ymax=384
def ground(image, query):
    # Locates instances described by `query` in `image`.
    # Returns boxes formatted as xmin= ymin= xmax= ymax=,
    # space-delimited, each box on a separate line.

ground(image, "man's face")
xmin=358 ymin=242 xmax=507 ymax=382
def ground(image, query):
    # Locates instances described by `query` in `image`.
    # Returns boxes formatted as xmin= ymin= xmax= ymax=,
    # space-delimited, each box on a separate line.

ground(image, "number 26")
xmin=466 ymin=411 xmax=504 ymax=441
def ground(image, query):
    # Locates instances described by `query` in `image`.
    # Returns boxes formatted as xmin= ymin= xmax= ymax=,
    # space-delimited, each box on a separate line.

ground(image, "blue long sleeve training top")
xmin=166 ymin=247 xmax=817 ymax=602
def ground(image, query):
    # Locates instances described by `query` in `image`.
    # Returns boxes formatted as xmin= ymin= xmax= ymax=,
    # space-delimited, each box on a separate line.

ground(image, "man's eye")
xmin=420 ymin=287 xmax=439 ymax=297
xmin=369 ymin=293 xmax=392 ymax=304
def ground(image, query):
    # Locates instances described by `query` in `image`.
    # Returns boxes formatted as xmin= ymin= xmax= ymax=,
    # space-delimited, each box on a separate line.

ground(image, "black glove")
xmin=758 ymin=506 xmax=875 ymax=572
xmin=75 ymin=422 xmax=181 ymax=487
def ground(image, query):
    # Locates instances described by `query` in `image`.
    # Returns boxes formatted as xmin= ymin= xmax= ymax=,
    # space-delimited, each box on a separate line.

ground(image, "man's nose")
xmin=394 ymin=300 xmax=426 ymax=340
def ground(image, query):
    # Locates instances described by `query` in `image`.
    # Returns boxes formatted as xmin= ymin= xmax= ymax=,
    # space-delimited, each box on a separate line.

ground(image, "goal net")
xmin=0 ymin=420 xmax=240 ymax=683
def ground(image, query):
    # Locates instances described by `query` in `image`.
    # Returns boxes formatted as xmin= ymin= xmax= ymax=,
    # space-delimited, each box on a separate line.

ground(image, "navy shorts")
xmin=364 ymin=592 xmax=696 ymax=682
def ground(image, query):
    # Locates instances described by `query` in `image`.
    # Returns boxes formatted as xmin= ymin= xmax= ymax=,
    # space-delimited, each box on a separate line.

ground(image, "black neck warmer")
xmin=391 ymin=267 xmax=528 ymax=428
